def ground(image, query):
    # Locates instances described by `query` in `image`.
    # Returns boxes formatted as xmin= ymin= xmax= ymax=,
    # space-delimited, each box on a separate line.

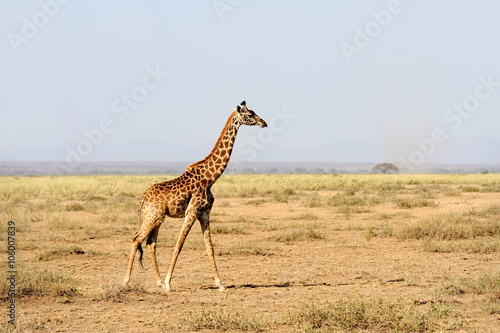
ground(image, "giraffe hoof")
xmin=218 ymin=285 xmax=226 ymax=292
xmin=164 ymin=285 xmax=172 ymax=293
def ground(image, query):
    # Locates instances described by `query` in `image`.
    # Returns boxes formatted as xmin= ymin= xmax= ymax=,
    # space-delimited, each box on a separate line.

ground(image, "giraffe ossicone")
xmin=123 ymin=101 xmax=267 ymax=292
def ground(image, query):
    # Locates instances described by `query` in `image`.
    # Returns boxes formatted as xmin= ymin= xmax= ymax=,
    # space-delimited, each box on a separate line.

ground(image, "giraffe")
xmin=123 ymin=101 xmax=267 ymax=292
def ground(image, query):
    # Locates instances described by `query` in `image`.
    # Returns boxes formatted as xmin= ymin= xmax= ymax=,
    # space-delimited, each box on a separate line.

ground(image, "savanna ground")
xmin=1 ymin=174 xmax=500 ymax=332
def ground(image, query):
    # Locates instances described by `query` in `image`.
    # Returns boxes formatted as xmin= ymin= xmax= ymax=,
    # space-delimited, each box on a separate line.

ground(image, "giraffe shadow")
xmin=228 ymin=282 xmax=292 ymax=289
xmin=202 ymin=281 xmax=348 ymax=290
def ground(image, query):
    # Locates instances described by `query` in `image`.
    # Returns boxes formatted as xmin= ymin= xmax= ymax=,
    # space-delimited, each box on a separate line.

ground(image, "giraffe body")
xmin=123 ymin=101 xmax=267 ymax=292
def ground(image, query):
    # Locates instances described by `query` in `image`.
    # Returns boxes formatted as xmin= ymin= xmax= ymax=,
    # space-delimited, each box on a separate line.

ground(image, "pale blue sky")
xmin=1 ymin=1 xmax=499 ymax=167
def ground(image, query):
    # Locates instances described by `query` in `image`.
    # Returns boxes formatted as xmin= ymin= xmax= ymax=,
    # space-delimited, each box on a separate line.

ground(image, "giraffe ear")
xmin=237 ymin=105 xmax=242 ymax=112
xmin=240 ymin=101 xmax=246 ymax=106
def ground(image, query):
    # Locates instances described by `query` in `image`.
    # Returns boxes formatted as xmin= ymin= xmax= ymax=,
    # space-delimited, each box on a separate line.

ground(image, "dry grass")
xmin=270 ymin=223 xmax=326 ymax=243
xmin=437 ymin=271 xmax=500 ymax=297
xmin=396 ymin=204 xmax=500 ymax=241
xmin=36 ymin=245 xmax=104 ymax=261
xmin=288 ymin=296 xmax=464 ymax=332
xmin=0 ymin=173 xmax=499 ymax=331
xmin=219 ymin=243 xmax=275 ymax=256
xmin=90 ymin=280 xmax=148 ymax=302
xmin=0 ymin=266 xmax=77 ymax=299
xmin=211 ymin=226 xmax=249 ymax=235
xmin=179 ymin=309 xmax=265 ymax=331
xmin=177 ymin=295 xmax=465 ymax=332
xmin=393 ymin=197 xmax=436 ymax=209
xmin=0 ymin=314 xmax=49 ymax=333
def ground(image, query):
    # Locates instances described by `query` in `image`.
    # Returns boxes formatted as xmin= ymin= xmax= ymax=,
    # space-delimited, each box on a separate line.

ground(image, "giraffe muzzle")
xmin=258 ymin=119 xmax=268 ymax=128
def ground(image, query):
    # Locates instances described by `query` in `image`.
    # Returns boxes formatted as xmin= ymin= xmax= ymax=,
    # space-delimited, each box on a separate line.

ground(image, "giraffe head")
xmin=236 ymin=101 xmax=267 ymax=128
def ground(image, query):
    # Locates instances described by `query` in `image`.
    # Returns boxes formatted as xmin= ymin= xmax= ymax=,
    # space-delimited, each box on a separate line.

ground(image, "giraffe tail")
xmin=134 ymin=198 xmax=146 ymax=269
xmin=138 ymin=243 xmax=144 ymax=268
xmin=132 ymin=231 xmax=144 ymax=269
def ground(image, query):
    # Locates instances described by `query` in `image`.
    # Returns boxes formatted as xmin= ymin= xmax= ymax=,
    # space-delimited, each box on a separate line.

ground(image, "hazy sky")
xmin=1 ymin=1 xmax=499 ymax=169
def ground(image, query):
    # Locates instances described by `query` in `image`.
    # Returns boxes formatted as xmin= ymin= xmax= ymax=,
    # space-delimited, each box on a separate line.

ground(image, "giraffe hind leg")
xmin=123 ymin=226 xmax=153 ymax=286
xmin=147 ymin=226 xmax=163 ymax=288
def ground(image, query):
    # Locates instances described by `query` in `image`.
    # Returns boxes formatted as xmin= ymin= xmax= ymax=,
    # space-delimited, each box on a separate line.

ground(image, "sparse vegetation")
xmin=180 ymin=308 xmax=265 ymax=331
xmin=393 ymin=197 xmax=436 ymax=209
xmin=436 ymin=270 xmax=500 ymax=312
xmin=397 ymin=207 xmax=500 ymax=241
xmin=423 ymin=239 xmax=500 ymax=253
xmin=271 ymin=226 xmax=326 ymax=243
xmin=36 ymin=245 xmax=103 ymax=261
xmin=179 ymin=295 xmax=465 ymax=332
xmin=65 ymin=202 xmax=85 ymax=211
xmin=0 ymin=266 xmax=77 ymax=298
xmin=461 ymin=185 xmax=480 ymax=192
xmin=288 ymin=296 xmax=462 ymax=332
xmin=219 ymin=243 xmax=275 ymax=256
xmin=291 ymin=213 xmax=319 ymax=220
xmin=211 ymin=226 xmax=249 ymax=235
xmin=91 ymin=281 xmax=147 ymax=302
xmin=0 ymin=173 xmax=499 ymax=331
xmin=0 ymin=314 xmax=49 ymax=332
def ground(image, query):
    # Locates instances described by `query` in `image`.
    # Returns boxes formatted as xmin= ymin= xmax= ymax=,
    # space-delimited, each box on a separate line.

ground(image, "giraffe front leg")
xmin=199 ymin=213 xmax=226 ymax=291
xmin=164 ymin=211 xmax=197 ymax=292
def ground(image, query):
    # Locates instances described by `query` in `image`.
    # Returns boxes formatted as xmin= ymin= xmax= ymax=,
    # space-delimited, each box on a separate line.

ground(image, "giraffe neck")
xmin=187 ymin=111 xmax=240 ymax=184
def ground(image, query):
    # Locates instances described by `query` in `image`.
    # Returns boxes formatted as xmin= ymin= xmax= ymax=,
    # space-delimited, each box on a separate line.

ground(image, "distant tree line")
xmin=0 ymin=162 xmax=498 ymax=176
